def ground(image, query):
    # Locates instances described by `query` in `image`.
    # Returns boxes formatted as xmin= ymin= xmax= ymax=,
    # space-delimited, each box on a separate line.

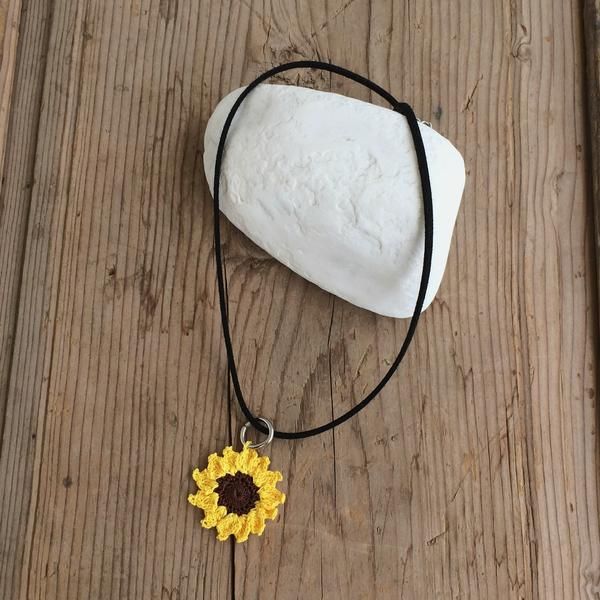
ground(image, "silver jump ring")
xmin=240 ymin=417 xmax=274 ymax=450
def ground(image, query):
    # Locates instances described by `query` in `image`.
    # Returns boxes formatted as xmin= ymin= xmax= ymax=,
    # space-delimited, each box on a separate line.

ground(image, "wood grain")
xmin=0 ymin=0 xmax=26 ymax=435
xmin=0 ymin=0 xmax=598 ymax=599
xmin=584 ymin=0 xmax=600 ymax=331
xmin=0 ymin=0 xmax=23 ymax=178
xmin=0 ymin=0 xmax=236 ymax=597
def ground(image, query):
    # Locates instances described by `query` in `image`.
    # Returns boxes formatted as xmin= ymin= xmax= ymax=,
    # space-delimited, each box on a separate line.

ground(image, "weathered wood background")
xmin=0 ymin=0 xmax=598 ymax=598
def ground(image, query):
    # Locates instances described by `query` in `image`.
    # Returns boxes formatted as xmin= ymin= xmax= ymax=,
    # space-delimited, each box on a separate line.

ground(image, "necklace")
xmin=188 ymin=60 xmax=433 ymax=543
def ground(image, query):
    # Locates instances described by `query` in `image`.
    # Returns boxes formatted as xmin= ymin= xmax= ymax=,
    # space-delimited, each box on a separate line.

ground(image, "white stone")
xmin=204 ymin=84 xmax=465 ymax=318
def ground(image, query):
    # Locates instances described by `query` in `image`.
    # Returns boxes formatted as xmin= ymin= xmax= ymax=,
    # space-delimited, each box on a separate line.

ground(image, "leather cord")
xmin=211 ymin=61 xmax=433 ymax=440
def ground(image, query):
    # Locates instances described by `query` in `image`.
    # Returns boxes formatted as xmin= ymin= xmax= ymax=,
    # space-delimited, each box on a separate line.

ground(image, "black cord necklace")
xmin=188 ymin=60 xmax=433 ymax=543
xmin=213 ymin=61 xmax=433 ymax=439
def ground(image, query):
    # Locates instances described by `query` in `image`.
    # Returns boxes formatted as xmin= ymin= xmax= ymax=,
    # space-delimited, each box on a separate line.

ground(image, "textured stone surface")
xmin=204 ymin=84 xmax=465 ymax=318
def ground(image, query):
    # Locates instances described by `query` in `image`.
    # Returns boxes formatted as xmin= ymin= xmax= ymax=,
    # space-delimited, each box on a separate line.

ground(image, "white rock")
xmin=204 ymin=84 xmax=465 ymax=318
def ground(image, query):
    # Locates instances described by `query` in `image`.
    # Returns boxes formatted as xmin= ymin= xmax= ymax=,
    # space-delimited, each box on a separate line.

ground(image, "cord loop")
xmin=212 ymin=60 xmax=434 ymax=439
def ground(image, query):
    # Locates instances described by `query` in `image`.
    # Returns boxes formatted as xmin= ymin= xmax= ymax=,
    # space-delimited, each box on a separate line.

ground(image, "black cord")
xmin=212 ymin=60 xmax=433 ymax=440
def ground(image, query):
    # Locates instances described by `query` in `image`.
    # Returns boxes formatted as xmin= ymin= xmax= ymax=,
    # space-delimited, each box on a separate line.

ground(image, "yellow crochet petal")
xmin=253 ymin=468 xmax=282 ymax=488
xmin=216 ymin=513 xmax=243 ymax=541
xmin=206 ymin=453 xmax=227 ymax=479
xmin=254 ymin=455 xmax=271 ymax=472
xmin=222 ymin=447 xmax=240 ymax=474
xmin=234 ymin=515 xmax=252 ymax=543
xmin=188 ymin=490 xmax=218 ymax=511
xmin=201 ymin=505 xmax=228 ymax=528
xmin=246 ymin=509 xmax=266 ymax=535
xmin=236 ymin=445 xmax=259 ymax=474
xmin=257 ymin=504 xmax=279 ymax=521
xmin=187 ymin=491 xmax=201 ymax=507
xmin=192 ymin=468 xmax=217 ymax=492
xmin=258 ymin=486 xmax=286 ymax=510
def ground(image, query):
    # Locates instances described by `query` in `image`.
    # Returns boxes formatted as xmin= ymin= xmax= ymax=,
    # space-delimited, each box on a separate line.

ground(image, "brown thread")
xmin=215 ymin=472 xmax=260 ymax=515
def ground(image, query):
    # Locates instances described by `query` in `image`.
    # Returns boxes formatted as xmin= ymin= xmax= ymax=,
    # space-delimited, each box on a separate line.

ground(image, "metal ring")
xmin=240 ymin=417 xmax=274 ymax=450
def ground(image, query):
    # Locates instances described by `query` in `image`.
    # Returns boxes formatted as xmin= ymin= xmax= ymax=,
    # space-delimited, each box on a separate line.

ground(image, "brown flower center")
xmin=215 ymin=472 xmax=260 ymax=515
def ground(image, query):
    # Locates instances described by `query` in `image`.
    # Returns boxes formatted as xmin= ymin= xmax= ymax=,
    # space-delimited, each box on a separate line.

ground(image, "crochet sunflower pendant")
xmin=188 ymin=419 xmax=285 ymax=542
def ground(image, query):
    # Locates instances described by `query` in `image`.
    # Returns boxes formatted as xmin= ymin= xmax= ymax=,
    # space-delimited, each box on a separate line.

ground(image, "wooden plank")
xmin=0 ymin=0 xmax=597 ymax=599
xmin=0 ymin=0 xmax=246 ymax=597
xmin=0 ymin=0 xmax=57 ymax=589
xmin=514 ymin=1 xmax=600 ymax=596
xmin=0 ymin=0 xmax=27 ymax=435
xmin=0 ymin=0 xmax=78 ymax=590
xmin=228 ymin=0 xmax=600 ymax=598
xmin=584 ymin=0 xmax=600 ymax=325
xmin=0 ymin=0 xmax=23 ymax=171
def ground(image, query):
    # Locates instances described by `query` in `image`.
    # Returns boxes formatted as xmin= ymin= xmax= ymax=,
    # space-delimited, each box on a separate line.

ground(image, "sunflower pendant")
xmin=188 ymin=420 xmax=285 ymax=543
